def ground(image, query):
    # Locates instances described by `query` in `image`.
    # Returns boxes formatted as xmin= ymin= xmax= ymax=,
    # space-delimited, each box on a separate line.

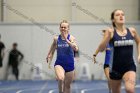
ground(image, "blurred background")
xmin=0 ymin=0 xmax=140 ymax=81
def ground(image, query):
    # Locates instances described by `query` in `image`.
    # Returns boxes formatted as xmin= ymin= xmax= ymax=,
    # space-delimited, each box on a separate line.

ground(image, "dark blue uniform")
xmin=54 ymin=34 xmax=74 ymax=72
xmin=110 ymin=28 xmax=136 ymax=80
xmin=104 ymin=44 xmax=112 ymax=69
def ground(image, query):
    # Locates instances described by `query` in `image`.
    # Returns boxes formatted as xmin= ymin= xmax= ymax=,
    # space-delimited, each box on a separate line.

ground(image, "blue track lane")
xmin=0 ymin=80 xmax=140 ymax=93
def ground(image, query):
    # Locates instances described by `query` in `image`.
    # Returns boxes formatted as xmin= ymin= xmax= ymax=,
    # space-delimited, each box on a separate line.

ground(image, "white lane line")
xmin=48 ymin=89 xmax=57 ymax=93
xmin=16 ymin=90 xmax=23 ymax=93
xmin=48 ymin=81 xmax=79 ymax=93
xmin=16 ymin=82 xmax=56 ymax=93
xmin=0 ymin=81 xmax=23 ymax=92
xmin=16 ymin=81 xmax=48 ymax=93
xmin=0 ymin=87 xmax=20 ymax=90
xmin=16 ymin=89 xmax=41 ymax=93
xmin=38 ymin=82 xmax=48 ymax=93
xmin=81 ymin=87 xmax=108 ymax=93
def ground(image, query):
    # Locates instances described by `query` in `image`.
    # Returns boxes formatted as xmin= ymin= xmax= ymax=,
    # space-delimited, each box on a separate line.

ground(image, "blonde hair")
xmin=60 ymin=20 xmax=69 ymax=28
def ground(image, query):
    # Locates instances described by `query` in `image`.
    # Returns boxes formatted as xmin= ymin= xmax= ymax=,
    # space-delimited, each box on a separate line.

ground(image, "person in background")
xmin=7 ymin=43 xmax=24 ymax=80
xmin=93 ymin=30 xmax=112 ymax=93
xmin=0 ymin=34 xmax=5 ymax=68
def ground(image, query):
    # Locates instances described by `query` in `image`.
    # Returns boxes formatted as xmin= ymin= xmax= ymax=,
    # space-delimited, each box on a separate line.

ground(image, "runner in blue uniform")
xmin=93 ymin=30 xmax=112 ymax=93
xmin=46 ymin=20 xmax=78 ymax=93
xmin=94 ymin=9 xmax=140 ymax=93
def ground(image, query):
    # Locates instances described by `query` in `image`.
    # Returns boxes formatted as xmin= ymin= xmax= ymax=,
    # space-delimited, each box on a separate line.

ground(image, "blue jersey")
xmin=55 ymin=34 xmax=74 ymax=72
xmin=110 ymin=28 xmax=135 ymax=72
xmin=104 ymin=44 xmax=111 ymax=65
